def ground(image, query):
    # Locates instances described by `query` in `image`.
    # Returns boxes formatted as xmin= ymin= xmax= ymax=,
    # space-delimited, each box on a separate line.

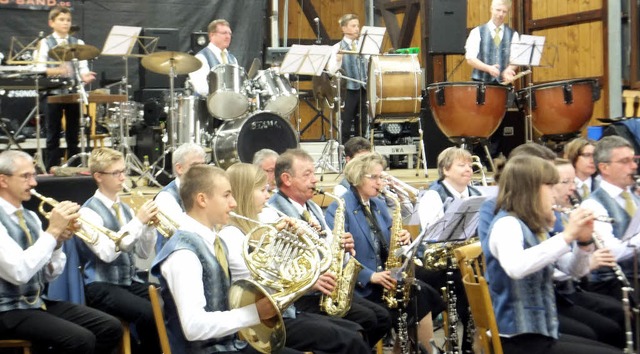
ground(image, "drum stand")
xmin=314 ymin=72 xmax=344 ymax=179
xmin=62 ymin=59 xmax=92 ymax=168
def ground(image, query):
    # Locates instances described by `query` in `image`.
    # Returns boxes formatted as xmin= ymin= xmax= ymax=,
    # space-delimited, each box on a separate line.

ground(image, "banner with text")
xmin=0 ymin=0 xmax=72 ymax=10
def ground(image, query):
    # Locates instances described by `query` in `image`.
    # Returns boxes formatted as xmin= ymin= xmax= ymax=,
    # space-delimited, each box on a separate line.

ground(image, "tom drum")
xmin=207 ymin=64 xmax=250 ymax=120
xmin=254 ymin=68 xmax=298 ymax=117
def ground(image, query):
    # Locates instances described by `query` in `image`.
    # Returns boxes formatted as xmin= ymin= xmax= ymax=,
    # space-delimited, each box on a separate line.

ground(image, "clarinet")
xmin=395 ymin=277 xmax=410 ymax=354
xmin=441 ymin=257 xmax=460 ymax=354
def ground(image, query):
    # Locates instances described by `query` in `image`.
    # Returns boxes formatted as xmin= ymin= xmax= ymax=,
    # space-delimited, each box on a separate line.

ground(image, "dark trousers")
xmin=85 ymin=281 xmax=160 ymax=354
xmin=341 ymin=88 xmax=367 ymax=144
xmin=294 ymin=293 xmax=391 ymax=347
xmin=284 ymin=312 xmax=370 ymax=354
xmin=501 ymin=333 xmax=623 ymax=354
xmin=0 ymin=299 xmax=122 ymax=354
xmin=557 ymin=289 xmax=625 ymax=348
xmin=45 ymin=102 xmax=80 ymax=170
xmin=219 ymin=346 xmax=302 ymax=354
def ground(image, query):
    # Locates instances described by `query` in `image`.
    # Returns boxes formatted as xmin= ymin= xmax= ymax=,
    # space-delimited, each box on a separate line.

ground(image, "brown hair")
xmin=344 ymin=152 xmax=386 ymax=187
xmin=49 ymin=6 xmax=71 ymax=21
xmin=344 ymin=137 xmax=371 ymax=159
xmin=226 ymin=163 xmax=268 ymax=234
xmin=208 ymin=19 xmax=231 ymax=34
xmin=496 ymin=155 xmax=559 ymax=234
xmin=180 ymin=165 xmax=227 ymax=211
xmin=436 ymin=147 xmax=472 ymax=180
xmin=563 ymin=137 xmax=595 ymax=167
xmin=339 ymin=14 xmax=359 ymax=27
xmin=274 ymin=148 xmax=313 ymax=188
xmin=493 ymin=143 xmax=556 ymax=183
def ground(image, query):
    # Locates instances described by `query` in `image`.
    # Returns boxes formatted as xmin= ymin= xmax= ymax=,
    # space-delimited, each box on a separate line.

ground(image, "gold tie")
xmin=112 ymin=203 xmax=123 ymax=227
xmin=301 ymin=210 xmax=311 ymax=223
xmin=494 ymin=27 xmax=501 ymax=47
xmin=221 ymin=50 xmax=228 ymax=64
xmin=15 ymin=209 xmax=33 ymax=246
xmin=621 ymin=191 xmax=637 ymax=217
xmin=213 ymin=237 xmax=229 ymax=278
xmin=351 ymin=40 xmax=357 ymax=52
xmin=582 ymin=184 xmax=590 ymax=199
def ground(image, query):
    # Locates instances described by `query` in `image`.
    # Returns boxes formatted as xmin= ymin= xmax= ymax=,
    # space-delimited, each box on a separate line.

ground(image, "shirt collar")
xmin=94 ymin=189 xmax=121 ymax=209
xmin=0 ymin=196 xmax=21 ymax=216
xmin=442 ymin=180 xmax=469 ymax=199
xmin=599 ymin=179 xmax=630 ymax=199
xmin=487 ymin=21 xmax=503 ymax=32
xmin=180 ymin=214 xmax=217 ymax=245
xmin=53 ymin=33 xmax=69 ymax=41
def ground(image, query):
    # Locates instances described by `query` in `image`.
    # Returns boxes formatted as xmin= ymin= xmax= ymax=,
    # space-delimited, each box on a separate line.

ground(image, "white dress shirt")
xmin=464 ymin=21 xmax=520 ymax=60
xmin=581 ymin=179 xmax=640 ymax=261
xmin=417 ymin=180 xmax=470 ymax=231
xmin=35 ymin=33 xmax=90 ymax=75
xmin=78 ymin=190 xmax=155 ymax=262
xmin=326 ymin=36 xmax=370 ymax=75
xmin=0 ymin=196 xmax=65 ymax=285
xmin=488 ymin=215 xmax=592 ymax=280
xmin=160 ymin=214 xmax=260 ymax=341
xmin=155 ymin=178 xmax=188 ymax=229
xmin=188 ymin=43 xmax=231 ymax=96
xmin=218 ymin=225 xmax=250 ymax=281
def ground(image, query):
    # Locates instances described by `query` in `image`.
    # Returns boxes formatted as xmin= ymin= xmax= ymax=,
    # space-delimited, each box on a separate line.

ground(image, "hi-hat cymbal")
xmin=48 ymin=44 xmax=100 ymax=61
xmin=141 ymin=51 xmax=202 ymax=75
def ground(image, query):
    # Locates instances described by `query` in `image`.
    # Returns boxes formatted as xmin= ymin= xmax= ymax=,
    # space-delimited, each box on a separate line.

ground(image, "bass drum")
xmin=368 ymin=54 xmax=422 ymax=120
xmin=212 ymin=111 xmax=298 ymax=169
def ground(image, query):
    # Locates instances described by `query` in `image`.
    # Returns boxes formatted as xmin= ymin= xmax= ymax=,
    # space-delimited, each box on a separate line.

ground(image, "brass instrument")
xmin=422 ymin=238 xmax=479 ymax=271
xmin=382 ymin=173 xmax=419 ymax=204
xmin=228 ymin=212 xmax=329 ymax=354
xmin=127 ymin=191 xmax=179 ymax=238
xmin=316 ymin=188 xmax=363 ymax=317
xmin=471 ymin=155 xmax=489 ymax=187
xmin=30 ymin=189 xmax=128 ymax=250
xmin=381 ymin=189 xmax=410 ymax=309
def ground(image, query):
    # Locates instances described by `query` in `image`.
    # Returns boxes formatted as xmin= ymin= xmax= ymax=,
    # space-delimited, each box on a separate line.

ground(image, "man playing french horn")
xmin=77 ymin=147 xmax=161 ymax=353
xmin=0 ymin=150 xmax=123 ymax=353
xmin=266 ymin=149 xmax=392 ymax=349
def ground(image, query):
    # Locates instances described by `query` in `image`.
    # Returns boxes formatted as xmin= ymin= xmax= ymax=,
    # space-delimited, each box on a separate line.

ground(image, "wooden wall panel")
xmin=531 ymin=0 xmax=602 ymax=20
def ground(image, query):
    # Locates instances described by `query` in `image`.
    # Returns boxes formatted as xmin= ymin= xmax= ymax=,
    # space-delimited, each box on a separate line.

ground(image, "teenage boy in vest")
xmin=0 ymin=150 xmax=121 ymax=353
xmin=77 ymin=147 xmax=161 ymax=353
xmin=35 ymin=6 xmax=96 ymax=170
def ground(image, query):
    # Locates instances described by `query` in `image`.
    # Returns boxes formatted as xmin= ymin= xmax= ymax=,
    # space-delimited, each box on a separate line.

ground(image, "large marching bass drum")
xmin=368 ymin=54 xmax=423 ymax=120
xmin=212 ymin=111 xmax=298 ymax=169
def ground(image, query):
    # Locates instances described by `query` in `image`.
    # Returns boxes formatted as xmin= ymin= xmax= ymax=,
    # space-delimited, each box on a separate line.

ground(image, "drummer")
xmin=35 ymin=6 xmax=96 ymax=170
xmin=464 ymin=0 xmax=519 ymax=84
xmin=188 ymin=19 xmax=239 ymax=96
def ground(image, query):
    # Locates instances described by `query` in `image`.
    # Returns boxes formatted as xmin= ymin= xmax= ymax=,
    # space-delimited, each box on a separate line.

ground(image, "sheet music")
xmin=358 ymin=26 xmax=386 ymax=55
xmin=102 ymin=25 xmax=142 ymax=56
xmin=423 ymin=196 xmax=487 ymax=243
xmin=510 ymin=34 xmax=545 ymax=66
xmin=280 ymin=44 xmax=333 ymax=76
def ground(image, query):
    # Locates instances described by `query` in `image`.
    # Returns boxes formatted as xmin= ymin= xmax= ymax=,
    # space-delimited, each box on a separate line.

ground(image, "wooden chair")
xmin=0 ymin=340 xmax=31 ymax=354
xmin=149 ymin=285 xmax=172 ymax=354
xmin=119 ymin=320 xmax=132 ymax=354
xmin=454 ymin=242 xmax=503 ymax=354
xmin=623 ymin=90 xmax=640 ymax=118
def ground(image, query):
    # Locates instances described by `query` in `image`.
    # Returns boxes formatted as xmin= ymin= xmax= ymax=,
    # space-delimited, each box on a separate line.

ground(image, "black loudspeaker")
xmin=136 ymin=125 xmax=165 ymax=164
xmin=139 ymin=28 xmax=186 ymax=89
xmin=25 ymin=176 xmax=97 ymax=227
xmin=422 ymin=109 xmax=456 ymax=168
xmin=428 ymin=0 xmax=468 ymax=54
xmin=191 ymin=31 xmax=208 ymax=54
xmin=489 ymin=109 xmax=526 ymax=158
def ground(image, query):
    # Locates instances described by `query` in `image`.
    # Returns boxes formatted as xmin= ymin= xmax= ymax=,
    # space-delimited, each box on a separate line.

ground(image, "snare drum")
xmin=207 ymin=64 xmax=250 ymax=120
xmin=170 ymin=96 xmax=215 ymax=145
xmin=517 ymin=79 xmax=600 ymax=136
xmin=368 ymin=55 xmax=422 ymax=120
xmin=254 ymin=68 xmax=298 ymax=116
xmin=104 ymin=101 xmax=144 ymax=129
xmin=426 ymin=82 xmax=510 ymax=139
xmin=212 ymin=111 xmax=298 ymax=169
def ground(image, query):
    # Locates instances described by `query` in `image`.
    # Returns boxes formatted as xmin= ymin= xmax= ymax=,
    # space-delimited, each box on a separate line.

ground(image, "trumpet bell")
xmin=228 ymin=279 xmax=285 ymax=354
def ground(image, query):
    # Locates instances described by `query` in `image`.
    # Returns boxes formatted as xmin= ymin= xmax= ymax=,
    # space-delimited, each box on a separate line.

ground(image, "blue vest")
xmin=151 ymin=230 xmax=245 ymax=354
xmin=77 ymin=197 xmax=141 ymax=286
xmin=198 ymin=47 xmax=238 ymax=68
xmin=471 ymin=24 xmax=514 ymax=83
xmin=155 ymin=180 xmax=184 ymax=254
xmin=45 ymin=35 xmax=79 ymax=66
xmin=429 ymin=180 xmax=481 ymax=204
xmin=588 ymin=188 xmax=639 ymax=282
xmin=477 ymin=197 xmax=498 ymax=243
xmin=482 ymin=210 xmax=558 ymax=338
xmin=0 ymin=208 xmax=45 ymax=312
xmin=340 ymin=40 xmax=367 ymax=90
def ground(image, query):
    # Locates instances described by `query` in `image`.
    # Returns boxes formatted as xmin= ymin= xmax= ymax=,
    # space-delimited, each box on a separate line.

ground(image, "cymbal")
xmin=141 ymin=51 xmax=202 ymax=75
xmin=48 ymin=44 xmax=100 ymax=61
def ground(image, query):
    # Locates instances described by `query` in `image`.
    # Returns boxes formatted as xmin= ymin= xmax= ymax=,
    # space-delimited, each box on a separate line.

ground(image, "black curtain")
xmin=0 ymin=0 xmax=267 ymax=92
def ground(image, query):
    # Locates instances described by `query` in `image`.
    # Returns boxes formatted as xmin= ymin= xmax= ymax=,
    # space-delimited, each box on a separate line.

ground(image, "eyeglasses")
xmin=4 ymin=172 xmax=37 ymax=181
xmin=364 ymin=174 xmax=383 ymax=181
xmin=215 ymin=31 xmax=232 ymax=35
xmin=579 ymin=152 xmax=594 ymax=158
xmin=602 ymin=158 xmax=639 ymax=165
xmin=98 ymin=169 xmax=126 ymax=177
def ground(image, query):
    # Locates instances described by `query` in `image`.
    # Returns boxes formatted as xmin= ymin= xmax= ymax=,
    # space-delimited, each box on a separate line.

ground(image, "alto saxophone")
xmin=317 ymin=189 xmax=363 ymax=317
xmin=381 ymin=189 xmax=410 ymax=309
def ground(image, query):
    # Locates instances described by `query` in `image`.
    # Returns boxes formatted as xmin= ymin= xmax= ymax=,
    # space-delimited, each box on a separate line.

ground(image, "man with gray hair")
xmin=582 ymin=135 xmax=640 ymax=299
xmin=465 ymin=0 xmax=519 ymax=83
xmin=252 ymin=148 xmax=279 ymax=192
xmin=155 ymin=143 xmax=206 ymax=253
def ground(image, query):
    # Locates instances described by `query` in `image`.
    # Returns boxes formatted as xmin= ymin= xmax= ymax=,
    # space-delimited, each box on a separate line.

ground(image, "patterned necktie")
xmin=301 ymin=209 xmax=311 ymax=223
xmin=494 ymin=27 xmax=502 ymax=47
xmin=351 ymin=40 xmax=357 ymax=52
xmin=221 ymin=50 xmax=228 ymax=64
xmin=15 ymin=209 xmax=33 ymax=246
xmin=581 ymin=184 xmax=590 ymax=199
xmin=112 ymin=202 xmax=123 ymax=227
xmin=213 ymin=236 xmax=229 ymax=278
xmin=621 ymin=190 xmax=637 ymax=217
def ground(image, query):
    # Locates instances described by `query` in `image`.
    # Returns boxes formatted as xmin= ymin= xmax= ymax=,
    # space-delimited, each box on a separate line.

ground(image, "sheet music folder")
xmin=424 ymin=196 xmax=487 ymax=243
xmin=102 ymin=25 xmax=158 ymax=57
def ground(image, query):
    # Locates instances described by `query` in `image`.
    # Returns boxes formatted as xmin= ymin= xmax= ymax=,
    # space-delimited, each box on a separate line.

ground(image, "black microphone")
xmin=314 ymin=17 xmax=321 ymax=44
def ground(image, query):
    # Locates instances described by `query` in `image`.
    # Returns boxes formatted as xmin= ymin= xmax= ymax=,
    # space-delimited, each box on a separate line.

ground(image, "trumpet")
xmin=382 ymin=173 xmax=419 ymax=204
xmin=472 ymin=155 xmax=489 ymax=187
xmin=127 ymin=191 xmax=179 ymax=238
xmin=30 ymin=189 xmax=129 ymax=250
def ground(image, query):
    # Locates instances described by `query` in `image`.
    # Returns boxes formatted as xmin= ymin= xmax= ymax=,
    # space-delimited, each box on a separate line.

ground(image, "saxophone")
xmin=317 ymin=189 xmax=364 ymax=317
xmin=381 ymin=189 xmax=410 ymax=309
